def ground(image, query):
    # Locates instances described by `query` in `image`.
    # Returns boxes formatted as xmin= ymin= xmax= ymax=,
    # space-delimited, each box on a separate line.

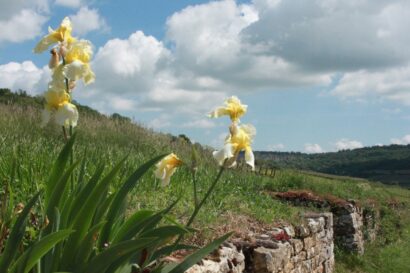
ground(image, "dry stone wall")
xmin=273 ymin=191 xmax=381 ymax=254
xmin=331 ymin=202 xmax=364 ymax=254
xmin=185 ymin=212 xmax=334 ymax=273
xmin=185 ymin=191 xmax=382 ymax=273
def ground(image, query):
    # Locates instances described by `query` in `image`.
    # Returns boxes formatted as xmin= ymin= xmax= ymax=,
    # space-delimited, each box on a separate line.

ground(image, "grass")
xmin=1 ymin=98 xmax=410 ymax=272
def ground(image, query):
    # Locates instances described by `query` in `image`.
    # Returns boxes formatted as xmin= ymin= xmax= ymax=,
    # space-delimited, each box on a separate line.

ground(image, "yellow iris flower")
xmin=208 ymin=96 xmax=248 ymax=123
xmin=63 ymin=40 xmax=95 ymax=84
xmin=34 ymin=17 xmax=76 ymax=53
xmin=213 ymin=124 xmax=256 ymax=170
xmin=154 ymin=153 xmax=183 ymax=186
xmin=64 ymin=40 xmax=93 ymax=63
xmin=42 ymin=89 xmax=78 ymax=128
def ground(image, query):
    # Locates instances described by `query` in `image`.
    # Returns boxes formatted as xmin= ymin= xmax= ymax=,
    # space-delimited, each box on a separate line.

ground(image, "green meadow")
xmin=1 ymin=92 xmax=410 ymax=272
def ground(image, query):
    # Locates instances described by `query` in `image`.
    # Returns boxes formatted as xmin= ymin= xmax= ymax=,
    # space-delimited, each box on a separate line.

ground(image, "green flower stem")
xmin=62 ymin=126 xmax=68 ymax=142
xmin=175 ymin=161 xmax=226 ymax=245
xmin=192 ymin=169 xmax=198 ymax=208
xmin=61 ymin=56 xmax=74 ymax=191
xmin=69 ymin=125 xmax=74 ymax=193
xmin=186 ymin=164 xmax=225 ymax=227
xmin=62 ymin=57 xmax=70 ymax=94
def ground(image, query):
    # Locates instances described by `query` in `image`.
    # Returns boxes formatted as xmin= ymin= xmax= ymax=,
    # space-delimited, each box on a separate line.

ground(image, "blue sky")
xmin=1 ymin=0 xmax=409 ymax=152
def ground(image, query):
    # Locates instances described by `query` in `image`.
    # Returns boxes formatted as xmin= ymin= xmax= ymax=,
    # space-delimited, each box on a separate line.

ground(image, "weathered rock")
xmin=296 ymin=225 xmax=310 ymax=238
xmin=185 ymin=244 xmax=245 ymax=273
xmin=290 ymin=239 xmax=304 ymax=254
xmin=303 ymin=236 xmax=316 ymax=250
xmin=257 ymin=234 xmax=271 ymax=240
xmin=284 ymin=226 xmax=296 ymax=237
xmin=307 ymin=219 xmax=321 ymax=233
xmin=271 ymin=228 xmax=284 ymax=237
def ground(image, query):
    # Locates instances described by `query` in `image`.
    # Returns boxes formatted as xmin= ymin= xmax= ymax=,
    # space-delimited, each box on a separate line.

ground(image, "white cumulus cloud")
xmin=70 ymin=6 xmax=108 ymax=36
xmin=182 ymin=119 xmax=216 ymax=129
xmin=267 ymin=143 xmax=285 ymax=151
xmin=331 ymin=65 xmax=410 ymax=105
xmin=243 ymin=0 xmax=410 ymax=105
xmin=148 ymin=114 xmax=172 ymax=129
xmin=0 ymin=0 xmax=48 ymax=20
xmin=111 ymin=97 xmax=136 ymax=111
xmin=166 ymin=0 xmax=332 ymax=92
xmin=334 ymin=139 xmax=364 ymax=150
xmin=0 ymin=9 xmax=47 ymax=44
xmin=89 ymin=30 xmax=227 ymax=115
xmin=304 ymin=143 xmax=324 ymax=153
xmin=55 ymin=0 xmax=83 ymax=8
xmin=0 ymin=61 xmax=49 ymax=94
xmin=391 ymin=134 xmax=410 ymax=145
xmin=245 ymin=0 xmax=410 ymax=71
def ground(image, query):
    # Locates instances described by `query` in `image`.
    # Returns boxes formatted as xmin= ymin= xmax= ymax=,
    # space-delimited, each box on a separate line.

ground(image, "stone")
xmin=322 ymin=213 xmax=333 ymax=229
xmin=301 ymin=259 xmax=312 ymax=273
xmin=257 ymin=234 xmax=271 ymax=240
xmin=291 ymin=250 xmax=307 ymax=264
xmin=284 ymin=226 xmax=296 ymax=237
xmin=316 ymin=264 xmax=324 ymax=273
xmin=307 ymin=219 xmax=321 ymax=233
xmin=284 ymin=261 xmax=294 ymax=273
xmin=306 ymin=246 xmax=316 ymax=259
xmin=296 ymin=225 xmax=310 ymax=238
xmin=303 ymin=237 xmax=316 ymax=250
xmin=185 ymin=245 xmax=245 ymax=273
xmin=253 ymin=244 xmax=292 ymax=273
xmin=313 ymin=255 xmax=321 ymax=268
xmin=317 ymin=229 xmax=326 ymax=239
xmin=290 ymin=239 xmax=304 ymax=254
xmin=271 ymin=228 xmax=284 ymax=237
xmin=323 ymin=257 xmax=335 ymax=273
xmin=317 ymin=217 xmax=326 ymax=230
xmin=253 ymin=247 xmax=278 ymax=273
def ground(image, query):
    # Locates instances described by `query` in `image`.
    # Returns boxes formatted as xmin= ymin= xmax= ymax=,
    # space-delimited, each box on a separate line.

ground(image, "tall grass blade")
xmin=0 ymin=192 xmax=40 ymax=272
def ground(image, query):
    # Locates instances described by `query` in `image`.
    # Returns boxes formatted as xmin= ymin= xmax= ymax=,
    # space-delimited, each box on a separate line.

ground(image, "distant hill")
xmin=255 ymin=146 xmax=410 ymax=188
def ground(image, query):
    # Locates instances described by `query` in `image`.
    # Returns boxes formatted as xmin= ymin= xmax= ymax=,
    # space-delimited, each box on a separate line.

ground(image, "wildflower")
xmin=42 ymin=89 xmax=78 ymax=128
xmin=48 ymin=65 xmax=68 ymax=91
xmin=34 ymin=17 xmax=76 ymax=53
xmin=208 ymin=96 xmax=247 ymax=123
xmin=154 ymin=153 xmax=183 ymax=186
xmin=213 ymin=124 xmax=256 ymax=170
xmin=62 ymin=40 xmax=95 ymax=84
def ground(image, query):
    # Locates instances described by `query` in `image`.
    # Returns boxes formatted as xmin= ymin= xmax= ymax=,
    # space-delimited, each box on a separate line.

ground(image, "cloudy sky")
xmin=1 ymin=0 xmax=409 ymax=152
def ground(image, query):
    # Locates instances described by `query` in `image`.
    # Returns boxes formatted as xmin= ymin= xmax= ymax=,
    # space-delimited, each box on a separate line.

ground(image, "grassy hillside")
xmin=255 ymin=145 xmax=410 ymax=188
xmin=1 ymin=89 xmax=410 ymax=272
